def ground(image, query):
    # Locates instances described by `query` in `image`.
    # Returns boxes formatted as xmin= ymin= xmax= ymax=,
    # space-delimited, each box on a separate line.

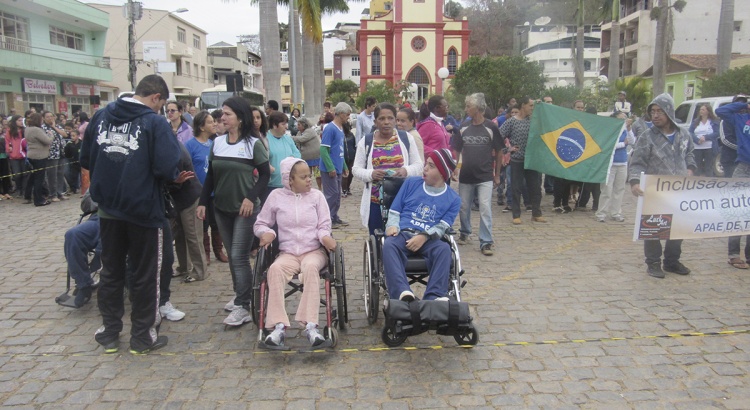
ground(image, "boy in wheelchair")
xmin=254 ymin=157 xmax=337 ymax=347
xmin=383 ymin=148 xmax=461 ymax=301
xmin=61 ymin=190 xmax=101 ymax=308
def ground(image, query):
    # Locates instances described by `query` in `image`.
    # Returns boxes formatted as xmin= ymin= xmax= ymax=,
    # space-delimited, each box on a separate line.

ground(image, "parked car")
xmin=674 ymin=96 xmax=735 ymax=177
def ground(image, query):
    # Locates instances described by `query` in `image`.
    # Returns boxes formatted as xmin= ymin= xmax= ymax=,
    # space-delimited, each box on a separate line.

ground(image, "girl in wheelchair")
xmin=254 ymin=157 xmax=337 ymax=347
xmin=383 ymin=148 xmax=461 ymax=301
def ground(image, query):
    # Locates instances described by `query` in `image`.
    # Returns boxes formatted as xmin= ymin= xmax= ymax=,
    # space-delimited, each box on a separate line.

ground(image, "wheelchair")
xmin=252 ymin=242 xmax=348 ymax=350
xmin=362 ymin=177 xmax=478 ymax=347
xmin=55 ymin=211 xmax=101 ymax=308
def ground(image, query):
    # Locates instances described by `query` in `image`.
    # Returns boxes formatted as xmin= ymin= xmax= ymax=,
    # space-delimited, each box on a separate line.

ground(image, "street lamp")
xmin=127 ymin=2 xmax=189 ymax=90
xmin=437 ymin=67 xmax=449 ymax=95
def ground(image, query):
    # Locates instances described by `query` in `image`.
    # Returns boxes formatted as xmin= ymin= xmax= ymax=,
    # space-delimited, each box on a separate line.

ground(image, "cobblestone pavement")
xmin=1 ymin=180 xmax=750 ymax=409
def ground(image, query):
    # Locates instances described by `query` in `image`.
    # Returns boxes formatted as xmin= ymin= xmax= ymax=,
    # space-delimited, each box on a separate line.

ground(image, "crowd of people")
xmin=6 ymin=72 xmax=748 ymax=352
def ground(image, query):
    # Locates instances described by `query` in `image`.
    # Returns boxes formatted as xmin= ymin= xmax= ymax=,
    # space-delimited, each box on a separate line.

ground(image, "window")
xmin=735 ymin=21 xmax=742 ymax=32
xmin=667 ymin=84 xmax=674 ymax=97
xmin=193 ymin=34 xmax=200 ymax=49
xmin=49 ymin=26 xmax=84 ymax=51
xmin=384 ymin=2 xmax=392 ymax=10
xmin=176 ymin=58 xmax=183 ymax=75
xmin=194 ymin=63 xmax=198 ymax=78
xmin=284 ymin=85 xmax=290 ymax=94
xmin=177 ymin=27 xmax=186 ymax=43
xmin=371 ymin=48 xmax=381 ymax=76
xmin=352 ymin=68 xmax=360 ymax=76
xmin=411 ymin=36 xmax=426 ymax=52
xmin=352 ymin=56 xmax=359 ymax=62
xmin=185 ymin=62 xmax=191 ymax=77
xmin=447 ymin=48 xmax=457 ymax=74
xmin=201 ymin=66 xmax=206 ymax=81
xmin=674 ymin=103 xmax=690 ymax=124
xmin=407 ymin=66 xmax=430 ymax=101
xmin=22 ymin=93 xmax=54 ymax=113
xmin=0 ymin=12 xmax=29 ymax=52
xmin=584 ymin=60 xmax=592 ymax=71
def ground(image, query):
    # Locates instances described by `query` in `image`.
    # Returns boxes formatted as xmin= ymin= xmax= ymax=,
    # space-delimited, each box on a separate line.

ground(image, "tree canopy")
xmin=326 ymin=79 xmax=359 ymax=106
xmin=450 ymin=55 xmax=546 ymax=111
xmin=701 ymin=66 xmax=750 ymax=98
xmin=355 ymin=81 xmax=399 ymax=110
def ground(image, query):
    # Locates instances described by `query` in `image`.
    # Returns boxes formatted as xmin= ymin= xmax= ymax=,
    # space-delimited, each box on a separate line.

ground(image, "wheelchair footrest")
xmin=383 ymin=299 xmax=473 ymax=337
xmin=257 ymin=341 xmax=292 ymax=351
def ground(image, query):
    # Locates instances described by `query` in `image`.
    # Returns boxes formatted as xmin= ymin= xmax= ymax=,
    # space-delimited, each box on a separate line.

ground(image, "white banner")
xmin=633 ymin=174 xmax=750 ymax=241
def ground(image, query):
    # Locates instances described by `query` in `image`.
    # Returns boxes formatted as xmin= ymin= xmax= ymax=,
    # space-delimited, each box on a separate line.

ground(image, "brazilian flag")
xmin=525 ymin=103 xmax=625 ymax=184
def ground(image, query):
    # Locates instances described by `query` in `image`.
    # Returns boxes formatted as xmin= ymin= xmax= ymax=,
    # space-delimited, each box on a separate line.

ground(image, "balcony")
xmin=0 ymin=36 xmax=30 ymax=54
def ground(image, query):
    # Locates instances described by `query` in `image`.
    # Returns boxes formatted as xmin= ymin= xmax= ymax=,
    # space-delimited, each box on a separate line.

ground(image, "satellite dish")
xmin=534 ymin=16 xmax=551 ymax=25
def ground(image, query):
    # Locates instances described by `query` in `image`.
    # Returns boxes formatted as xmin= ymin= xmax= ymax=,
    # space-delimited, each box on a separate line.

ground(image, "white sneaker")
xmin=223 ymin=307 xmax=251 ymax=326
xmin=435 ymin=297 xmax=449 ymax=302
xmin=159 ymin=302 xmax=185 ymax=321
xmin=399 ymin=290 xmax=416 ymax=302
xmin=305 ymin=323 xmax=325 ymax=347
xmin=224 ymin=297 xmax=239 ymax=312
xmin=265 ymin=323 xmax=286 ymax=346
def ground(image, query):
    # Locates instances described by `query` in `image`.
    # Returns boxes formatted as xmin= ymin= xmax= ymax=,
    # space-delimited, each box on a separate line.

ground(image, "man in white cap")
xmin=614 ymin=91 xmax=631 ymax=116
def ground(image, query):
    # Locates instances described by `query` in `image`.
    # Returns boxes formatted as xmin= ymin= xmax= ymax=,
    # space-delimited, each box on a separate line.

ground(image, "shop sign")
xmin=22 ymin=78 xmax=57 ymax=95
xmin=58 ymin=101 xmax=68 ymax=113
xmin=62 ymin=82 xmax=100 ymax=96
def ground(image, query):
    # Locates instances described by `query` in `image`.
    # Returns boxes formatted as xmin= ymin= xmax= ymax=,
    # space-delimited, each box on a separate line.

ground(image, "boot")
xmin=203 ymin=231 xmax=211 ymax=266
xmin=212 ymin=230 xmax=228 ymax=263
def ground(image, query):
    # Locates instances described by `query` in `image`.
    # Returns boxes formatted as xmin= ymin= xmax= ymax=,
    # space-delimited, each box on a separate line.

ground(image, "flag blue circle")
xmin=556 ymin=128 xmax=586 ymax=163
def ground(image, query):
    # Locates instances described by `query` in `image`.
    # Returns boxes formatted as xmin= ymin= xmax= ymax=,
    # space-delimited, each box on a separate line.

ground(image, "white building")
xmin=90 ymin=4 xmax=213 ymax=99
xmin=334 ymin=47 xmax=361 ymax=86
xmin=207 ymin=41 xmax=263 ymax=94
xmin=601 ymin=0 xmax=750 ymax=77
xmin=518 ymin=24 xmax=602 ymax=88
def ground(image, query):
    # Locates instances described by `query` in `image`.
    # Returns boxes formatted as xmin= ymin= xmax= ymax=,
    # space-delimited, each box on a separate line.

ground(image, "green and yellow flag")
xmin=525 ymin=103 xmax=625 ymax=183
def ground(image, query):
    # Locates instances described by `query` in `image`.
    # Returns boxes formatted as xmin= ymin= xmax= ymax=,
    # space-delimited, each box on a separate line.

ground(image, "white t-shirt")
xmin=694 ymin=120 xmax=713 ymax=149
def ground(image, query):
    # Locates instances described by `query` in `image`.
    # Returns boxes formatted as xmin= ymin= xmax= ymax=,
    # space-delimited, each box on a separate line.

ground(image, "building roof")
xmin=334 ymin=47 xmax=359 ymax=56
xmin=642 ymin=54 xmax=750 ymax=76
xmin=209 ymin=41 xmax=234 ymax=48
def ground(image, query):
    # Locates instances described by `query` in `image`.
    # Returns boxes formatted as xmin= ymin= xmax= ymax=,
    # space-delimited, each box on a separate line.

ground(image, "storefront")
xmin=62 ymin=82 xmax=100 ymax=116
xmin=21 ymin=78 xmax=57 ymax=113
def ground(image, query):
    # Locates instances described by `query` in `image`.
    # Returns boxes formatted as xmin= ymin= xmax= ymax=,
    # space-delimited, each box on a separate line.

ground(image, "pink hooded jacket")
xmin=254 ymin=157 xmax=332 ymax=256
xmin=416 ymin=117 xmax=450 ymax=159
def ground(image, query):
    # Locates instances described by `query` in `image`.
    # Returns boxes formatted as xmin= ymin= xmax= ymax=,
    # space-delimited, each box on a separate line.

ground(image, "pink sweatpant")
xmin=265 ymin=248 xmax=328 ymax=328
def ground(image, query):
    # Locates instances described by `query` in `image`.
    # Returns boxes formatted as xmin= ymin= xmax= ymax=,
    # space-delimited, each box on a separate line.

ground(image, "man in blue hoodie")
xmin=80 ymin=75 xmax=182 ymax=354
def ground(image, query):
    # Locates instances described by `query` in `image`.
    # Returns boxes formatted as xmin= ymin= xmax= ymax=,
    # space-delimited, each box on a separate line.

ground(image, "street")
xmin=1 ymin=181 xmax=749 ymax=409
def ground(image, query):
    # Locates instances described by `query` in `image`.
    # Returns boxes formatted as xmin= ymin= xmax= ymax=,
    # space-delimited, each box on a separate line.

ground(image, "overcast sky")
xmin=83 ymin=0 xmax=376 ymax=45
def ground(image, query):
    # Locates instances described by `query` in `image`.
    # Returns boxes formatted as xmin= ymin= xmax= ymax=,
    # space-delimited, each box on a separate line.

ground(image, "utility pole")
xmin=126 ymin=0 xmax=143 ymax=91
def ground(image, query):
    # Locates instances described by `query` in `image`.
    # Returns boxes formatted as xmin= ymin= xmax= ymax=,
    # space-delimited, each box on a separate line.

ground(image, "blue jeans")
xmin=505 ymin=164 xmax=529 ymax=207
xmin=214 ymin=208 xmax=257 ymax=308
xmin=458 ymin=181 xmax=494 ymax=246
xmin=321 ymin=172 xmax=342 ymax=222
xmin=382 ymin=232 xmax=452 ymax=300
xmin=64 ymin=214 xmax=101 ymax=290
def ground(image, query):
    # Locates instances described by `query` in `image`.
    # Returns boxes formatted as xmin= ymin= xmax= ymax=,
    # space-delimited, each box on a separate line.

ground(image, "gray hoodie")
xmin=628 ymin=93 xmax=696 ymax=184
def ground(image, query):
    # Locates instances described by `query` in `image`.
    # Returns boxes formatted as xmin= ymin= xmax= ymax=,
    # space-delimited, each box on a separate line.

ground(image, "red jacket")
xmin=416 ymin=117 xmax=450 ymax=159
xmin=4 ymin=129 xmax=26 ymax=160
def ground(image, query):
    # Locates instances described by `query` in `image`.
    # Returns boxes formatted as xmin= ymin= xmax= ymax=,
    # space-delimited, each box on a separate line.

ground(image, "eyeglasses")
xmin=167 ymin=109 xmax=179 ymax=114
xmin=649 ymin=110 xmax=666 ymax=117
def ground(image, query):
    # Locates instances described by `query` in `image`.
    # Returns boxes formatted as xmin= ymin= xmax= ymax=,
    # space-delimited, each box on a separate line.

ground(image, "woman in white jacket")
xmin=352 ymin=103 xmax=423 ymax=234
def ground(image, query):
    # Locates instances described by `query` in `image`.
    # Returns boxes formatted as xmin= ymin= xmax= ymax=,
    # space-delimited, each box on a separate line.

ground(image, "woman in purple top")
xmin=167 ymin=101 xmax=193 ymax=145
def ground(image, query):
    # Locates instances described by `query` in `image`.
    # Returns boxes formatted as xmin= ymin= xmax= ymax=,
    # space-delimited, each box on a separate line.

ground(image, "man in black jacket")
xmin=80 ymin=75 xmax=182 ymax=354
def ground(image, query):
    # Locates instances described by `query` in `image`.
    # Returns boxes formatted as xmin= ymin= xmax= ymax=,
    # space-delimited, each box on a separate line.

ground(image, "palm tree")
xmin=574 ymin=0 xmax=585 ymax=90
xmin=602 ymin=0 xmax=622 ymax=84
xmin=651 ymin=0 xmax=687 ymax=94
xmin=259 ymin=0 xmax=282 ymax=103
xmin=717 ymin=0 xmax=734 ymax=74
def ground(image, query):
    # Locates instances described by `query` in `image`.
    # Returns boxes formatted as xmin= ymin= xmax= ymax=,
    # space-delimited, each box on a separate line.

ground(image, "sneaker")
xmin=596 ymin=216 xmax=606 ymax=223
xmin=435 ymin=296 xmax=450 ymax=302
xmin=612 ymin=215 xmax=625 ymax=222
xmin=647 ymin=262 xmax=665 ymax=278
xmin=159 ymin=302 xmax=185 ymax=321
xmin=51 ymin=197 xmax=60 ymax=202
xmin=100 ymin=339 xmax=120 ymax=354
xmin=553 ymin=206 xmax=564 ymax=213
xmin=265 ymin=323 xmax=286 ymax=346
xmin=562 ymin=206 xmax=573 ymax=213
xmin=481 ymin=243 xmax=494 ymax=256
xmin=532 ymin=216 xmax=547 ymax=223
xmin=223 ymin=307 xmax=252 ymax=326
xmin=496 ymin=200 xmax=505 ymax=206
xmin=663 ymin=262 xmax=690 ymax=275
xmin=74 ymin=286 xmax=92 ymax=308
xmin=336 ymin=219 xmax=349 ymax=227
xmin=305 ymin=323 xmax=326 ymax=347
xmin=525 ymin=206 xmax=532 ymax=212
xmin=331 ymin=221 xmax=342 ymax=229
xmin=457 ymin=234 xmax=469 ymax=245
xmin=341 ymin=191 xmax=348 ymax=198
xmin=502 ymin=206 xmax=511 ymax=213
xmin=399 ymin=290 xmax=416 ymax=302
xmin=224 ymin=297 xmax=238 ymax=312
xmin=129 ymin=335 xmax=168 ymax=355
xmin=512 ymin=218 xmax=522 ymax=225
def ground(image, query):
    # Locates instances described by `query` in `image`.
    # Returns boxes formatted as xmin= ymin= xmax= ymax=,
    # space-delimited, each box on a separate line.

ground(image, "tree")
xmin=445 ymin=1 xmax=463 ymax=19
xmin=574 ymin=0 xmax=585 ymax=90
xmin=355 ymin=81 xmax=399 ymax=110
xmin=450 ymin=55 xmax=546 ymax=112
xmin=701 ymin=66 xmax=750 ymax=98
xmin=602 ymin=0 xmax=622 ymax=84
xmin=259 ymin=0 xmax=282 ymax=103
xmin=326 ymin=79 xmax=359 ymax=105
xmin=717 ymin=0 xmax=734 ymax=74
xmin=651 ymin=0 xmax=687 ymax=94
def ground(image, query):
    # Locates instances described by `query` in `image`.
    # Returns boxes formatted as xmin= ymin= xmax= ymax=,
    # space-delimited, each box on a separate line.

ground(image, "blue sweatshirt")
xmin=80 ymin=98 xmax=181 ymax=228
xmin=716 ymin=102 xmax=750 ymax=164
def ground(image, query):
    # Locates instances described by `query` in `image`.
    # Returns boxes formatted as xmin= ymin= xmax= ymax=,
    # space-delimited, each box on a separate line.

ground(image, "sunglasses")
xmin=167 ymin=109 xmax=179 ymax=114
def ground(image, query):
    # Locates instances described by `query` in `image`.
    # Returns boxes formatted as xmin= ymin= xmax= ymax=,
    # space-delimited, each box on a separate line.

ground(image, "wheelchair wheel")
xmin=381 ymin=326 xmax=407 ymax=347
xmin=453 ymin=324 xmax=479 ymax=346
xmin=324 ymin=325 xmax=338 ymax=348
xmin=363 ymin=235 xmax=380 ymax=324
xmin=251 ymin=247 xmax=269 ymax=327
xmin=333 ymin=246 xmax=348 ymax=330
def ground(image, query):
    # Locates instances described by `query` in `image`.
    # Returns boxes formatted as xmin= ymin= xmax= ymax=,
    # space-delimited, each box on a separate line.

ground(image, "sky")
xmin=82 ymin=0 xmax=375 ymax=46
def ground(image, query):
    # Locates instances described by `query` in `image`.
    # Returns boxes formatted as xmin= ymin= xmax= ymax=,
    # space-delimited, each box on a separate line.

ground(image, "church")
xmin=357 ymin=0 xmax=470 ymax=100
